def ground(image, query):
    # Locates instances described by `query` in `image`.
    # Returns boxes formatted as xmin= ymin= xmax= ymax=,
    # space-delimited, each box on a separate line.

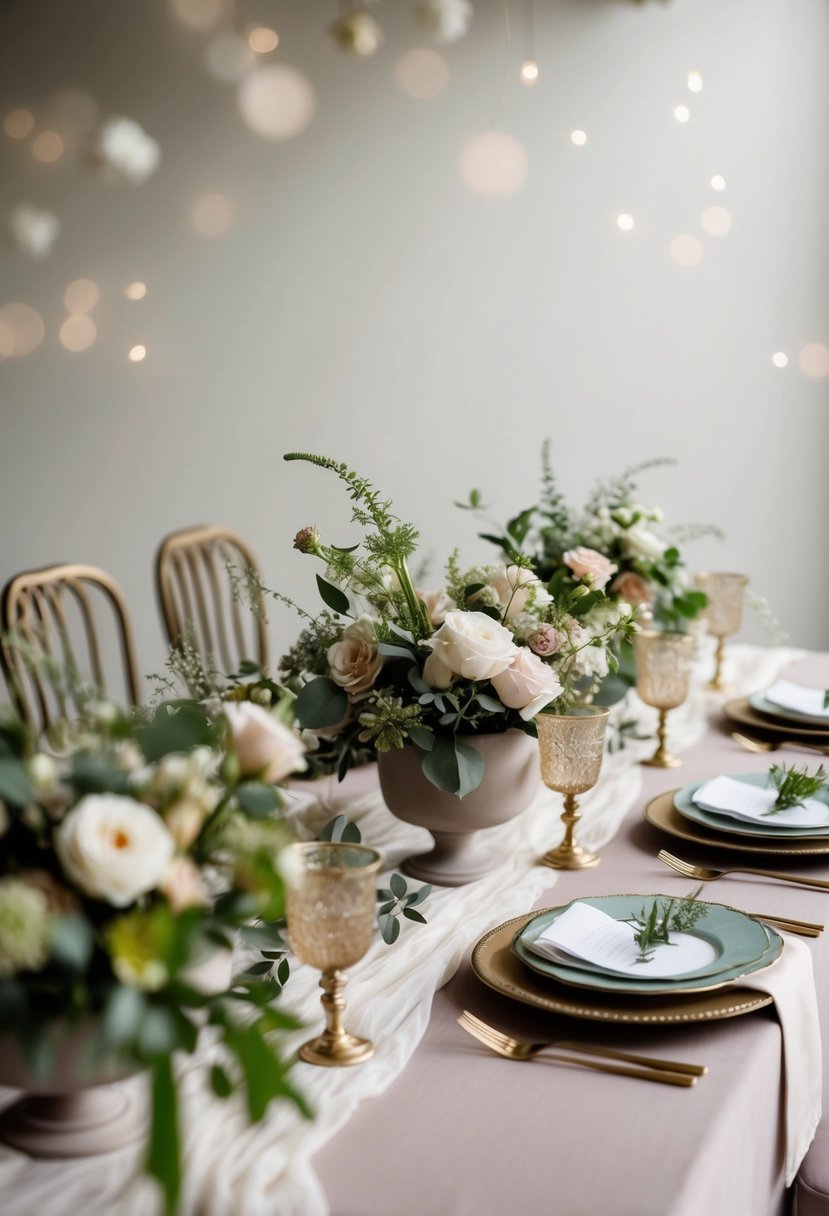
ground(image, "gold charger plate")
xmin=724 ymin=697 xmax=829 ymax=742
xmin=645 ymin=789 xmax=829 ymax=856
xmin=471 ymin=912 xmax=773 ymax=1025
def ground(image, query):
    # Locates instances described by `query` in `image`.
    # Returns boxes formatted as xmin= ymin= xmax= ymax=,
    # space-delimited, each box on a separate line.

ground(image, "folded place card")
xmin=526 ymin=901 xmax=716 ymax=980
xmin=764 ymin=679 xmax=829 ymax=720
xmin=693 ymin=775 xmax=829 ymax=829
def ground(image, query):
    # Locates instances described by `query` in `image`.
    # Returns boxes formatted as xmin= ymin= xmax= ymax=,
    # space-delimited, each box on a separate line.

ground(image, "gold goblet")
xmin=535 ymin=706 xmax=610 ymax=870
xmin=634 ymin=630 xmax=694 ymax=768
xmin=694 ymin=571 xmax=749 ymax=691
xmin=285 ymin=841 xmax=381 ymax=1067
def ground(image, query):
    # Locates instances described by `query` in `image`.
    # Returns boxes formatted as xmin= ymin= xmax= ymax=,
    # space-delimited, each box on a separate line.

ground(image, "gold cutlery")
xmin=658 ymin=847 xmax=829 ymax=894
xmin=457 ymin=1011 xmax=703 ymax=1086
xmin=731 ymin=731 xmax=829 ymax=757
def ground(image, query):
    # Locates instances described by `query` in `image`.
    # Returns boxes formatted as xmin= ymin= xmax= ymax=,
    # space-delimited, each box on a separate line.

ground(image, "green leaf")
xmin=315 ymin=574 xmax=350 ymax=615
xmin=0 ymin=757 xmax=33 ymax=807
xmin=237 ymin=659 xmax=261 ymax=676
xmin=569 ymin=589 xmax=603 ymax=618
xmin=136 ymin=702 xmax=218 ymax=762
xmin=239 ymin=923 xmax=285 ymax=951
xmin=421 ymin=736 xmax=484 ymax=798
xmin=389 ymin=872 xmax=407 ymax=899
xmin=211 ymin=1063 xmax=233 ymax=1098
xmin=379 ymin=913 xmax=400 ymax=944
xmin=103 ymin=984 xmax=146 ymax=1050
xmin=138 ymin=1006 xmax=179 ymax=1059
xmin=474 ymin=694 xmax=506 ymax=713
xmin=294 ymin=677 xmax=348 ymax=730
xmin=378 ymin=643 xmax=416 ymax=660
xmin=406 ymin=884 xmax=432 ymax=907
xmin=147 ymin=1055 xmax=180 ymax=1216
xmin=277 ymin=958 xmax=290 ymax=986
xmin=237 ymin=782 xmax=279 ymax=818
xmin=476 ymin=605 xmax=502 ymax=622
xmin=71 ymin=752 xmax=131 ymax=796
xmin=318 ymin=814 xmax=362 ymax=844
xmin=49 ymin=914 xmax=94 ymax=972
xmin=403 ymin=908 xmax=427 ymax=925
xmin=407 ymin=726 xmax=434 ymax=751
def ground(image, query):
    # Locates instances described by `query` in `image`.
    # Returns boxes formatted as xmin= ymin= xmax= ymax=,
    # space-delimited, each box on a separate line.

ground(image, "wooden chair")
xmin=0 ymin=563 xmax=141 ymax=734
xmin=155 ymin=525 xmax=269 ymax=681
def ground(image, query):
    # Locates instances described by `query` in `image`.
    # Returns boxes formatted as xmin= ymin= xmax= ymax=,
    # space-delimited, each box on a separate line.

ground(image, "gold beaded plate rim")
xmin=645 ymin=790 xmax=829 ymax=856
xmin=471 ymin=913 xmax=773 ymax=1024
xmin=724 ymin=697 xmax=829 ymax=741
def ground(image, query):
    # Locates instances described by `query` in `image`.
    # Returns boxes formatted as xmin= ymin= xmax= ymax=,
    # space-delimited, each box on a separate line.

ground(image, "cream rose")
xmin=55 ymin=794 xmax=175 ymax=907
xmin=491 ymin=648 xmax=563 ymax=720
xmin=563 ymin=547 xmax=617 ymax=589
xmin=224 ymin=702 xmax=307 ymax=783
xmin=418 ymin=588 xmax=454 ymax=627
xmin=487 ymin=565 xmax=542 ymax=619
xmin=327 ymin=616 xmax=383 ymax=696
xmin=621 ymin=523 xmax=665 ymax=560
xmin=425 ymin=611 xmax=518 ymax=684
xmin=160 ymin=856 xmax=209 ymax=914
xmin=610 ymin=571 xmax=652 ymax=606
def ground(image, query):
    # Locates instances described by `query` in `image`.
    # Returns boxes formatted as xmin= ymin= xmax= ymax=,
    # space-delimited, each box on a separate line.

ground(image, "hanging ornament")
xmin=329 ymin=9 xmax=384 ymax=57
xmin=89 ymin=117 xmax=160 ymax=185
xmin=414 ymin=0 xmax=473 ymax=45
xmin=5 ymin=203 xmax=60 ymax=258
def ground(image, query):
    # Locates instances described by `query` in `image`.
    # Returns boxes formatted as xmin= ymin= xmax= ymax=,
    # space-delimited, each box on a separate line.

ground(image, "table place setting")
xmin=724 ymin=677 xmax=829 ymax=749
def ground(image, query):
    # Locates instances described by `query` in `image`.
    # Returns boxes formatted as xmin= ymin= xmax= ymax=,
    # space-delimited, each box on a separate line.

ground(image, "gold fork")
xmin=732 ymin=731 xmax=829 ymax=756
xmin=457 ymin=1011 xmax=703 ymax=1086
xmin=658 ymin=848 xmax=829 ymax=897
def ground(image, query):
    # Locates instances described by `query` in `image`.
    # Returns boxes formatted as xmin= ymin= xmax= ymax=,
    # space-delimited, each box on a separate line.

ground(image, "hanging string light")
xmin=519 ymin=0 xmax=538 ymax=86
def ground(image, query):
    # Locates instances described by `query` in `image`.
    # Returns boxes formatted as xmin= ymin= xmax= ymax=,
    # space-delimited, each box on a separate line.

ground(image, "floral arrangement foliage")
xmin=278 ymin=452 xmax=637 ymax=797
xmin=0 ymin=695 xmax=310 ymax=1213
xmin=464 ymin=445 xmax=717 ymax=629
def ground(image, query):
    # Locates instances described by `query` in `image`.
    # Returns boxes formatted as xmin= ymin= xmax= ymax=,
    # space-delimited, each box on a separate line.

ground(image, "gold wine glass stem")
xmin=709 ymin=637 xmax=726 ymax=690
xmin=320 ymin=969 xmax=347 ymax=1044
xmin=560 ymin=792 xmax=579 ymax=853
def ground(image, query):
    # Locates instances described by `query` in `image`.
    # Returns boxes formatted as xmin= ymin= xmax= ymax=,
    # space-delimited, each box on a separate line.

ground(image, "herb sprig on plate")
xmin=628 ymin=887 xmax=708 ymax=964
xmin=766 ymin=763 xmax=827 ymax=815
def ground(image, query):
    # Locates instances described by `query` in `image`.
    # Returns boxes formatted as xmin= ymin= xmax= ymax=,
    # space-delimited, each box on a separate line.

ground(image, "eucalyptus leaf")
xmin=378 ymin=643 xmax=416 ymax=660
xmin=136 ymin=702 xmax=218 ymax=762
xmin=379 ymin=913 xmax=400 ymax=944
xmin=237 ymin=783 xmax=279 ymax=818
xmin=421 ymin=736 xmax=484 ymax=798
xmin=103 ymin=985 xmax=147 ymax=1050
xmin=407 ymin=726 xmax=434 ymax=751
xmin=0 ymin=758 xmax=33 ymax=807
xmin=276 ymin=958 xmax=290 ymax=987
xmin=474 ymin=694 xmax=506 ymax=713
xmin=389 ymin=872 xmax=407 ymax=899
xmin=49 ymin=913 xmax=94 ymax=972
xmin=295 ymin=677 xmax=348 ymax=730
xmin=211 ymin=1063 xmax=233 ymax=1099
xmin=403 ymin=908 xmax=427 ymax=924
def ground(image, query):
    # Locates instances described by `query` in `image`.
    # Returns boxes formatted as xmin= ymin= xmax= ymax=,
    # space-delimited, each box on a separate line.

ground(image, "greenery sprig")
xmin=627 ymin=887 xmax=707 ymax=964
xmin=767 ymin=763 xmax=827 ymax=814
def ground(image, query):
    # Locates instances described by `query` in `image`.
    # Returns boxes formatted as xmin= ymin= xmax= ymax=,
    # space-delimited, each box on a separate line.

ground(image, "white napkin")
xmin=526 ymin=901 xmax=717 ymax=980
xmin=764 ymin=679 xmax=829 ymax=720
xmin=737 ymin=935 xmax=822 ymax=1185
xmin=692 ymin=775 xmax=829 ymax=829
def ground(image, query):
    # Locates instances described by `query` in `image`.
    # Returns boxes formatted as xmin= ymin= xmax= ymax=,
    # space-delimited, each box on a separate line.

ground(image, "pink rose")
xmin=563 ymin=547 xmax=617 ymax=589
xmin=327 ymin=616 xmax=383 ymax=696
xmin=528 ymin=625 xmax=562 ymax=657
xmin=161 ymin=856 xmax=209 ymax=913
xmin=491 ymin=648 xmax=563 ymax=720
xmin=224 ymin=703 xmax=307 ymax=783
xmin=610 ymin=571 xmax=652 ymax=606
xmin=418 ymin=589 xmax=454 ymax=628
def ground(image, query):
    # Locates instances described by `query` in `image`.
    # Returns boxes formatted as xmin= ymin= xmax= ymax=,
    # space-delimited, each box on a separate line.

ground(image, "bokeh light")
xmin=171 ymin=0 xmax=224 ymax=31
xmin=189 ymin=193 xmax=234 ymax=238
xmin=59 ymin=315 xmax=97 ymax=352
xmin=64 ymin=278 xmax=100 ymax=314
xmin=237 ymin=66 xmax=316 ymax=140
xmin=394 ymin=49 xmax=449 ymax=100
xmin=520 ymin=60 xmax=539 ymax=87
xmin=126 ymin=281 xmax=147 ymax=300
xmin=570 ymin=129 xmax=587 ymax=146
xmin=701 ymin=205 xmax=732 ymax=236
xmin=128 ymin=344 xmax=147 ymax=363
xmin=710 ymin=175 xmax=726 ymax=191
xmin=32 ymin=130 xmax=64 ymax=162
xmin=669 ymin=235 xmax=703 ymax=267
xmin=0 ymin=303 xmax=45 ymax=357
xmin=616 ymin=213 xmax=635 ymax=232
xmin=674 ymin=105 xmax=690 ymax=123
xmin=459 ymin=131 xmax=528 ymax=198
xmin=4 ymin=109 xmax=35 ymax=139
xmin=205 ymin=32 xmax=255 ymax=84
xmin=687 ymin=71 xmax=703 ymax=93
xmin=771 ymin=352 xmax=788 ymax=369
xmin=798 ymin=343 xmax=829 ymax=379
xmin=247 ymin=27 xmax=279 ymax=54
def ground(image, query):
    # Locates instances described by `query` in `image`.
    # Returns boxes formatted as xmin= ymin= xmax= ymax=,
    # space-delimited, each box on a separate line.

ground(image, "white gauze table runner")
xmin=0 ymin=643 xmax=804 ymax=1215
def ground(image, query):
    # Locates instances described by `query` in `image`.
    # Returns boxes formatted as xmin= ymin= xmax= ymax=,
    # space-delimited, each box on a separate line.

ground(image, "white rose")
xmin=164 ymin=798 xmax=208 ymax=849
xmin=55 ymin=795 xmax=175 ymax=907
xmin=327 ymin=615 xmax=383 ymax=696
xmin=224 ymin=702 xmax=307 ymax=783
xmin=622 ymin=523 xmax=665 ymax=561
xmin=418 ymin=588 xmax=454 ymax=627
xmin=425 ymin=611 xmax=518 ymax=683
xmin=491 ymin=648 xmax=563 ymax=720
xmin=487 ymin=565 xmax=542 ymax=619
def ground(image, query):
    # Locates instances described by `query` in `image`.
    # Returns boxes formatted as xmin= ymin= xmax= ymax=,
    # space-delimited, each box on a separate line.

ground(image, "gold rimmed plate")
xmin=749 ymin=692 xmax=829 ymax=729
xmin=472 ymin=913 xmax=774 ymax=1025
xmin=645 ymin=789 xmax=829 ymax=856
xmin=724 ymin=697 xmax=829 ymax=742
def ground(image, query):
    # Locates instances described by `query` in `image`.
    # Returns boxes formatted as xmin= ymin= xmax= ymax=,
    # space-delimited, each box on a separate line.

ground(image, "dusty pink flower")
xmin=610 ymin=571 xmax=652 ymax=606
xmin=418 ymin=589 xmax=454 ymax=627
xmin=563 ymin=547 xmax=617 ymax=589
xmin=528 ymin=625 xmax=562 ymax=657
xmin=491 ymin=648 xmax=563 ymax=720
xmin=161 ymin=856 xmax=209 ymax=913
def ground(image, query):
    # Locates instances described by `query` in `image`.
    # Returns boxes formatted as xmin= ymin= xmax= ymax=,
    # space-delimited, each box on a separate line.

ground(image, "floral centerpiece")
xmin=277 ymin=452 xmax=637 ymax=797
xmin=0 ymin=693 xmax=309 ymax=1213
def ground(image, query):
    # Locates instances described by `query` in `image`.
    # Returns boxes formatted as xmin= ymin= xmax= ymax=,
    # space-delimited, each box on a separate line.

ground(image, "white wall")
xmin=1 ymin=0 xmax=827 ymax=693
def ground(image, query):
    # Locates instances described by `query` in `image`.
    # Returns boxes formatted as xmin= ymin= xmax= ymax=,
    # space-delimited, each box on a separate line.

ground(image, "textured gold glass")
xmin=286 ymin=842 xmax=381 ymax=1067
xmin=634 ymin=630 xmax=694 ymax=768
xmin=694 ymin=572 xmax=748 ymax=691
xmin=536 ymin=707 xmax=610 ymax=870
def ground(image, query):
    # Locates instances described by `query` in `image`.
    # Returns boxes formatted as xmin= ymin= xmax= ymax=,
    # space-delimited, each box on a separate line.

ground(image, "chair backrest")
xmin=155 ymin=525 xmax=269 ymax=680
xmin=0 ymin=563 xmax=141 ymax=734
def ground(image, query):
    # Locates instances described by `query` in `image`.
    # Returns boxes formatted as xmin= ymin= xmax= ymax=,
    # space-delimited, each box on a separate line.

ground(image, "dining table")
xmin=2 ymin=642 xmax=829 ymax=1216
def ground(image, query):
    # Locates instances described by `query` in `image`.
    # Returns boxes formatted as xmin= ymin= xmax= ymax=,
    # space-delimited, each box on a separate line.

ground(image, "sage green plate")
xmin=675 ymin=772 xmax=829 ymax=840
xmin=749 ymin=692 xmax=829 ymax=729
xmin=513 ymin=894 xmax=780 ymax=997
